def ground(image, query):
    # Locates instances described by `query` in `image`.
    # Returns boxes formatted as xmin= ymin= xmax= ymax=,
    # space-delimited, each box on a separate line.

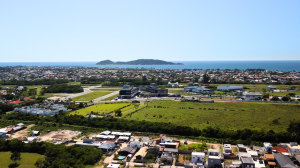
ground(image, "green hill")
xmin=96 ymin=59 xmax=183 ymax=65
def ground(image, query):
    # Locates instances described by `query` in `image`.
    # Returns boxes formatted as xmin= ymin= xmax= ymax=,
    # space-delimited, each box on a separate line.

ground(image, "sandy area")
xmin=10 ymin=124 xmax=35 ymax=139
xmin=39 ymin=129 xmax=81 ymax=141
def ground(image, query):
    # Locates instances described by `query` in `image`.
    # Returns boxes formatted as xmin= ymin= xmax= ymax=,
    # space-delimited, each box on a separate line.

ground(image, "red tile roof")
xmin=9 ymin=100 xmax=24 ymax=104
xmin=5 ymin=128 xmax=12 ymax=132
xmin=273 ymin=147 xmax=289 ymax=153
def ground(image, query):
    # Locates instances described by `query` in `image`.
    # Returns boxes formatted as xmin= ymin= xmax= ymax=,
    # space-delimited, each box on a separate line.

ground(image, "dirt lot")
xmin=39 ymin=129 xmax=81 ymax=141
xmin=10 ymin=124 xmax=35 ymax=139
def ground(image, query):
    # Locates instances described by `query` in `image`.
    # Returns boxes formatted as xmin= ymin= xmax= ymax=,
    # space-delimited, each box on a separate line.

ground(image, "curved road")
xmin=60 ymin=86 xmax=96 ymax=101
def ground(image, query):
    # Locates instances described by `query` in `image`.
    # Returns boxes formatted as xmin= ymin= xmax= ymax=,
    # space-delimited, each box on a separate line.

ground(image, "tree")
xmin=202 ymin=74 xmax=210 ymax=83
xmin=28 ymin=88 xmax=37 ymax=96
xmin=263 ymin=93 xmax=270 ymax=99
xmin=287 ymin=120 xmax=300 ymax=141
xmin=262 ymin=88 xmax=267 ymax=95
xmin=114 ymin=109 xmax=122 ymax=117
xmin=10 ymin=151 xmax=21 ymax=164
xmin=282 ymin=96 xmax=290 ymax=101
xmin=287 ymin=93 xmax=296 ymax=97
xmin=285 ymin=81 xmax=293 ymax=85
xmin=271 ymin=96 xmax=280 ymax=101
xmin=143 ymin=76 xmax=147 ymax=82
xmin=34 ymin=158 xmax=45 ymax=168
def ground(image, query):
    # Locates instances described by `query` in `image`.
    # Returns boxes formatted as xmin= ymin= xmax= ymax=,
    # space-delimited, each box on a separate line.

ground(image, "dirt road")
xmin=10 ymin=124 xmax=35 ymax=139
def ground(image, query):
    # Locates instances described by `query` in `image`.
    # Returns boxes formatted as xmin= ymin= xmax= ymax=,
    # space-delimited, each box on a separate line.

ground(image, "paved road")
xmin=60 ymin=86 xmax=96 ymax=101
xmin=93 ymin=91 xmax=119 ymax=103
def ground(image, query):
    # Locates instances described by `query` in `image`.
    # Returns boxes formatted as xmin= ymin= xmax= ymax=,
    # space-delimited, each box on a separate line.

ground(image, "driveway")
xmin=10 ymin=124 xmax=35 ymax=139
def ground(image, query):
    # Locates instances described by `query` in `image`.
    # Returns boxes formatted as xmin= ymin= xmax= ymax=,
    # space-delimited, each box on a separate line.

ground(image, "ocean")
xmin=0 ymin=61 xmax=299 ymax=71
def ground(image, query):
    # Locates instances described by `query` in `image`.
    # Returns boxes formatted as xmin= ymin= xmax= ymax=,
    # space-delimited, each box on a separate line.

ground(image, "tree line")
xmin=0 ymin=139 xmax=102 ymax=168
xmin=5 ymin=112 xmax=300 ymax=144
xmin=42 ymin=84 xmax=83 ymax=93
xmin=0 ymin=79 xmax=69 ymax=85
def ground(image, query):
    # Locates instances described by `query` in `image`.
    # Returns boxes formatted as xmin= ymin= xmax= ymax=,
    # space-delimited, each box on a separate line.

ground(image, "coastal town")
xmin=1 ymin=0 xmax=300 ymax=167
xmin=0 ymin=65 xmax=300 ymax=167
xmin=1 ymin=66 xmax=300 ymax=84
xmin=1 ymin=122 xmax=300 ymax=168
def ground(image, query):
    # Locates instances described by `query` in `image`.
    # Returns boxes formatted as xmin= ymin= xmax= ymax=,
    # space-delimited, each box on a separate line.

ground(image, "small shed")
xmin=31 ymin=131 xmax=40 ymax=136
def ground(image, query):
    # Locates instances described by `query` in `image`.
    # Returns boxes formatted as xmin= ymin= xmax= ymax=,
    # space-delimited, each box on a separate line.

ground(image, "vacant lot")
xmin=40 ymin=130 xmax=81 ymax=141
xmin=0 ymin=152 xmax=44 ymax=168
xmin=72 ymin=92 xmax=112 ymax=101
xmin=125 ymin=101 xmax=300 ymax=132
xmin=209 ymin=84 xmax=299 ymax=92
xmin=70 ymin=103 xmax=131 ymax=116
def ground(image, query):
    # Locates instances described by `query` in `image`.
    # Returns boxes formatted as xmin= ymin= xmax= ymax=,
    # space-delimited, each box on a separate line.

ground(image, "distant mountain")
xmin=96 ymin=59 xmax=183 ymax=65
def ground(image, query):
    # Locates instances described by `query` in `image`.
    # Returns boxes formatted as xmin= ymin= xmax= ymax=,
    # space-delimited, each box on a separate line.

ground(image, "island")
xmin=96 ymin=59 xmax=183 ymax=65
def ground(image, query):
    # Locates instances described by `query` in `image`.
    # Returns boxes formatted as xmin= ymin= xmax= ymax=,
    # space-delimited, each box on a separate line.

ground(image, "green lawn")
xmin=125 ymin=100 xmax=300 ymax=132
xmin=0 ymin=152 xmax=44 ymax=168
xmin=70 ymin=103 xmax=131 ymax=116
xmin=72 ymin=92 xmax=113 ymax=101
xmin=90 ymin=88 xmax=120 ymax=91
xmin=101 ymin=93 xmax=119 ymax=101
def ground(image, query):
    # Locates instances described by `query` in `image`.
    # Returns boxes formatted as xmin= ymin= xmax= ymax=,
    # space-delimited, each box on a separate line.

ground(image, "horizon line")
xmin=2 ymin=60 xmax=300 ymax=63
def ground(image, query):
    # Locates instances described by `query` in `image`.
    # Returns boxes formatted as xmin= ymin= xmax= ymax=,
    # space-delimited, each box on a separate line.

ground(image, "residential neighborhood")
xmin=1 ymin=66 xmax=300 ymax=85
xmin=2 ymin=122 xmax=300 ymax=168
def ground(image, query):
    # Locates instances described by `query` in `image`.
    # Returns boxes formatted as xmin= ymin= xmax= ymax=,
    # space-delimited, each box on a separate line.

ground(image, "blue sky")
xmin=1 ymin=0 xmax=300 ymax=62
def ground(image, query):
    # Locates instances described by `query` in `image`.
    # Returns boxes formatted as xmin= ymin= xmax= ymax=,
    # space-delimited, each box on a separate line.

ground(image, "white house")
xmin=191 ymin=152 xmax=205 ymax=164
xmin=208 ymin=149 xmax=222 ymax=168
xmin=130 ymin=141 xmax=143 ymax=149
xmin=223 ymin=144 xmax=232 ymax=159
xmin=263 ymin=142 xmax=273 ymax=154
xmin=267 ymin=86 xmax=277 ymax=91
xmin=287 ymin=142 xmax=300 ymax=155
xmin=241 ymin=92 xmax=262 ymax=101
xmin=107 ymin=164 xmax=120 ymax=168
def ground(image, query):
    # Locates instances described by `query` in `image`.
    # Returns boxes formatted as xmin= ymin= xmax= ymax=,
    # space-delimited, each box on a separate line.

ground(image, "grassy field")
xmin=0 ymin=152 xmax=44 ymax=168
xmin=125 ymin=100 xmax=300 ymax=132
xmin=43 ymin=93 xmax=71 ymax=98
xmin=72 ymin=92 xmax=113 ymax=101
xmin=101 ymin=93 xmax=119 ymax=101
xmin=90 ymin=88 xmax=120 ymax=91
xmin=208 ymin=84 xmax=300 ymax=92
xmin=70 ymin=103 xmax=131 ymax=116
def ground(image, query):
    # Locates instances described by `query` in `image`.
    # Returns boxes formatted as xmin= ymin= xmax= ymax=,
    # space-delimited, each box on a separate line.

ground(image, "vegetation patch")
xmin=0 ymin=152 xmax=44 ymax=168
xmin=70 ymin=103 xmax=130 ymax=116
xmin=43 ymin=84 xmax=83 ymax=93
xmin=72 ymin=91 xmax=113 ymax=101
xmin=127 ymin=101 xmax=300 ymax=132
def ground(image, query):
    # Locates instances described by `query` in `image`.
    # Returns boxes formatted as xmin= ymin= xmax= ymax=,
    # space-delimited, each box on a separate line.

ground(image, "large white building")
xmin=14 ymin=104 xmax=67 ymax=116
xmin=191 ymin=152 xmax=205 ymax=164
xmin=217 ymin=85 xmax=243 ymax=91
xmin=241 ymin=92 xmax=263 ymax=101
